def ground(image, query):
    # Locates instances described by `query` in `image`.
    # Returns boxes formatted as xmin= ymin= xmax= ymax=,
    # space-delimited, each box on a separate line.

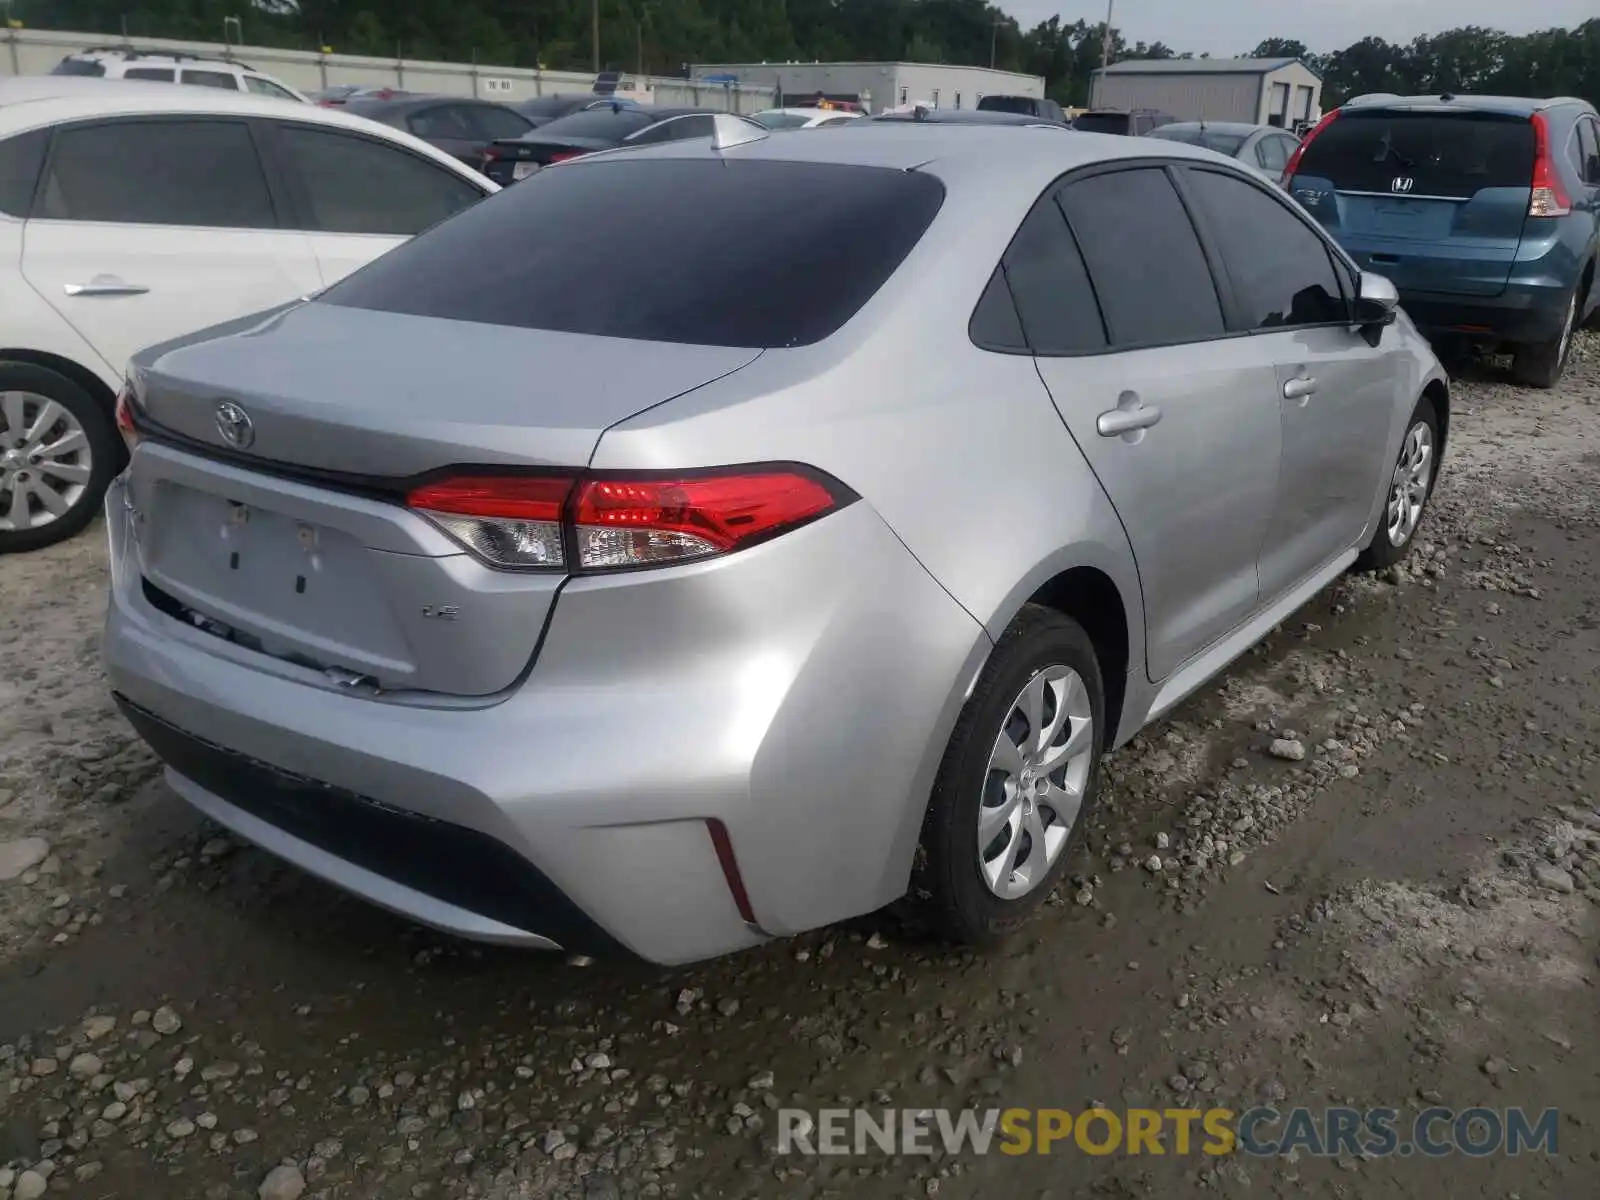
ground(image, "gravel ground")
xmin=0 ymin=334 xmax=1596 ymax=1200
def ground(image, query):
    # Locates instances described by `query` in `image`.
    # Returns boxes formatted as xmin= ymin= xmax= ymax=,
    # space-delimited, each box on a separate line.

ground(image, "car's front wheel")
xmin=1354 ymin=393 xmax=1439 ymax=572
xmin=915 ymin=605 xmax=1105 ymax=944
xmin=0 ymin=363 xmax=120 ymax=554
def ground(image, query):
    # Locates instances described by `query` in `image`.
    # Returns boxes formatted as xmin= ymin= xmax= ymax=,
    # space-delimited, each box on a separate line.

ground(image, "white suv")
xmin=50 ymin=47 xmax=310 ymax=103
xmin=0 ymin=77 xmax=496 ymax=552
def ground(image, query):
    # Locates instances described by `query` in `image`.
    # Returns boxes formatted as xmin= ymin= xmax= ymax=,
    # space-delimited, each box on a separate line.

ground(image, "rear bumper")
xmin=103 ymin=476 xmax=988 ymax=965
xmin=1399 ymin=285 xmax=1571 ymax=345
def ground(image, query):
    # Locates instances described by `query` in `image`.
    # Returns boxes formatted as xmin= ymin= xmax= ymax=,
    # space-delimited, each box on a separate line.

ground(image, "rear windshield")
xmin=529 ymin=107 xmax=653 ymax=141
xmin=1294 ymin=111 xmax=1534 ymax=197
xmin=51 ymin=58 xmax=107 ymax=77
xmin=1074 ymin=112 xmax=1131 ymax=135
xmin=1147 ymin=126 xmax=1248 ymax=155
xmin=977 ymin=96 xmax=1035 ymax=115
xmin=320 ymin=158 xmax=945 ymax=348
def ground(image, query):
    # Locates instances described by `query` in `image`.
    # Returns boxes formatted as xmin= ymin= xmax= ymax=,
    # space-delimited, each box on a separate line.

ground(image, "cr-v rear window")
xmin=319 ymin=157 xmax=946 ymax=348
xmin=1074 ymin=112 xmax=1132 ymax=135
xmin=1294 ymin=110 xmax=1535 ymax=197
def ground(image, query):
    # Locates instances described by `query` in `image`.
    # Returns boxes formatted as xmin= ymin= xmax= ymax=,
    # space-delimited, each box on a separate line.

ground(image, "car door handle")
xmin=63 ymin=280 xmax=150 ymax=297
xmin=1096 ymin=404 xmax=1163 ymax=437
xmin=1282 ymin=375 xmax=1318 ymax=401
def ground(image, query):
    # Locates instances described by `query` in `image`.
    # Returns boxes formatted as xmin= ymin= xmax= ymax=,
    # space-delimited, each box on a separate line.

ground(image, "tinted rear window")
xmin=51 ymin=58 xmax=106 ymax=76
xmin=321 ymin=158 xmax=945 ymax=348
xmin=1074 ymin=113 xmax=1131 ymax=135
xmin=1294 ymin=111 xmax=1534 ymax=197
xmin=1148 ymin=127 xmax=1247 ymax=155
xmin=977 ymin=96 xmax=1036 ymax=115
xmin=0 ymin=128 xmax=47 ymax=217
xmin=530 ymin=108 xmax=653 ymax=141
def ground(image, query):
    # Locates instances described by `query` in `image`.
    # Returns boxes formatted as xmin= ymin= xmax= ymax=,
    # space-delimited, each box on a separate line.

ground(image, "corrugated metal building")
xmin=1090 ymin=57 xmax=1322 ymax=127
xmin=690 ymin=61 xmax=1044 ymax=114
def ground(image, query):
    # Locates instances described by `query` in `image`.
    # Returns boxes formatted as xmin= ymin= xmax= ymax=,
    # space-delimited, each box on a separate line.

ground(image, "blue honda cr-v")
xmin=1285 ymin=93 xmax=1600 ymax=387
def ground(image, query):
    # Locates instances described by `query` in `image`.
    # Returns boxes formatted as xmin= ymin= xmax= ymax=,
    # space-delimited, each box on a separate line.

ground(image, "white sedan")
xmin=750 ymin=107 xmax=864 ymax=130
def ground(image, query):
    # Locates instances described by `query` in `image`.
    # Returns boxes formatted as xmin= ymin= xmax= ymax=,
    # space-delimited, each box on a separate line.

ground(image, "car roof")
xmin=1341 ymin=93 xmax=1590 ymax=117
xmin=873 ymin=109 xmax=1064 ymax=126
xmin=759 ymin=107 xmax=859 ymax=118
xmin=343 ymin=94 xmax=503 ymax=114
xmin=567 ymin=120 xmax=1238 ymax=189
xmin=0 ymin=77 xmax=493 ymax=185
xmin=1152 ymin=121 xmax=1262 ymax=135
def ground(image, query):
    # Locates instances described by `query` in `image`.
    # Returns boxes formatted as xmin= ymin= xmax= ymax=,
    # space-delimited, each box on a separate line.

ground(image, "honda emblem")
xmin=1390 ymin=176 xmax=1415 ymax=194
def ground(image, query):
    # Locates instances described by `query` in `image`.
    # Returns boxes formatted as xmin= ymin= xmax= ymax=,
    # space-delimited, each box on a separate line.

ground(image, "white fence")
xmin=0 ymin=26 xmax=778 ymax=113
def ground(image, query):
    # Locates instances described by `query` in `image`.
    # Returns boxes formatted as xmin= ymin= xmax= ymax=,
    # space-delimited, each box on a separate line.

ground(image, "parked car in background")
xmin=312 ymin=85 xmax=411 ymax=107
xmin=1145 ymin=121 xmax=1303 ymax=183
xmin=976 ymin=94 xmax=1068 ymax=123
xmin=49 ymin=47 xmax=307 ymax=103
xmin=103 ymin=125 xmax=1446 ymax=965
xmin=339 ymin=94 xmax=534 ymax=168
xmin=512 ymin=93 xmax=624 ymax=128
xmin=1285 ymin=93 xmax=1600 ymax=387
xmin=0 ymin=76 xmax=493 ymax=553
xmin=751 ymin=107 xmax=865 ymax=130
xmin=482 ymin=104 xmax=764 ymax=184
xmin=1073 ymin=108 xmax=1176 ymax=136
xmin=872 ymin=107 xmax=1070 ymax=128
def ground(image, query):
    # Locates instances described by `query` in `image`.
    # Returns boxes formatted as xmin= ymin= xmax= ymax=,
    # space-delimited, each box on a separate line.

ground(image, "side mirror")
xmin=1352 ymin=270 xmax=1399 ymax=332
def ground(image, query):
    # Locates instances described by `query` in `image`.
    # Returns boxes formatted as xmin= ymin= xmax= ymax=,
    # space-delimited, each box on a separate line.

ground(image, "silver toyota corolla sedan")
xmin=103 ymin=122 xmax=1448 ymax=965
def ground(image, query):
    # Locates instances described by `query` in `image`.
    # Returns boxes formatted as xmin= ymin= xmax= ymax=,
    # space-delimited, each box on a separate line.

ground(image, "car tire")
xmin=0 ymin=362 xmax=121 ymax=555
xmin=1511 ymin=286 xmax=1578 ymax=389
xmin=914 ymin=604 xmax=1105 ymax=945
xmin=1354 ymin=393 xmax=1440 ymax=573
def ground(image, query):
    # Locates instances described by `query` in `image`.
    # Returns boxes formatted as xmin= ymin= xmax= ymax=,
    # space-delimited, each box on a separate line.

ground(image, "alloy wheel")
xmin=1385 ymin=420 xmax=1434 ymax=548
xmin=0 ymin=391 xmax=94 ymax=533
xmin=978 ymin=665 xmax=1095 ymax=900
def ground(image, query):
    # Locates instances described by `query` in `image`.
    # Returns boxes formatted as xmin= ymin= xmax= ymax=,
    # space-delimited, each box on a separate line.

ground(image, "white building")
xmin=1090 ymin=57 xmax=1323 ymax=127
xmin=690 ymin=61 xmax=1044 ymax=115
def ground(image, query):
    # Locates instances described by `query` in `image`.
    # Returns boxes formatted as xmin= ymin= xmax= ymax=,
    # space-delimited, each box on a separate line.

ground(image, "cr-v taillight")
xmin=1281 ymin=108 xmax=1338 ymax=187
xmin=406 ymin=466 xmax=853 ymax=572
xmin=113 ymin=384 xmax=141 ymax=454
xmin=1528 ymin=112 xmax=1572 ymax=217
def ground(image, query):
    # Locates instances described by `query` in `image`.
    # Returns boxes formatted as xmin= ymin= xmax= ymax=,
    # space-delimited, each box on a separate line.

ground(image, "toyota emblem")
xmin=214 ymin=400 xmax=255 ymax=449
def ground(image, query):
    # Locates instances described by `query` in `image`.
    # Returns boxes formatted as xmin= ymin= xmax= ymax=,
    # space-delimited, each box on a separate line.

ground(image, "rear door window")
xmin=1057 ymin=167 xmax=1225 ymax=347
xmin=1182 ymin=168 xmax=1347 ymax=329
xmin=467 ymin=104 xmax=534 ymax=141
xmin=272 ymin=124 xmax=484 ymax=236
xmin=1573 ymin=118 xmax=1599 ymax=182
xmin=124 ymin=67 xmax=176 ymax=82
xmin=180 ymin=69 xmax=242 ymax=91
xmin=407 ymin=105 xmax=478 ymax=140
xmin=244 ymin=76 xmax=302 ymax=102
xmin=38 ymin=120 xmax=277 ymax=228
xmin=319 ymin=157 xmax=945 ymax=348
xmin=1292 ymin=111 xmax=1535 ymax=197
xmin=0 ymin=128 xmax=47 ymax=218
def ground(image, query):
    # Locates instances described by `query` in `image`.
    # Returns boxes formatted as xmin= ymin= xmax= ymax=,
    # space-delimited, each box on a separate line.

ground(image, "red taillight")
xmin=482 ymin=146 xmax=500 ymax=162
xmin=405 ymin=467 xmax=849 ymax=572
xmin=546 ymin=150 xmax=582 ymax=164
xmin=407 ymin=474 xmax=573 ymax=570
xmin=114 ymin=386 xmax=140 ymax=453
xmin=1528 ymin=112 xmax=1571 ymax=217
xmin=1281 ymin=108 xmax=1338 ymax=187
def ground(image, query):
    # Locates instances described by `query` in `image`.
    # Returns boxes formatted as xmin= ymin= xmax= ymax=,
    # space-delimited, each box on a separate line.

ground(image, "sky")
xmin=1006 ymin=0 xmax=1597 ymax=57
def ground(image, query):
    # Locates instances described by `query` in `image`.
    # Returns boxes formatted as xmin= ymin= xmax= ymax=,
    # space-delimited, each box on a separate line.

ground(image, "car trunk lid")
xmin=126 ymin=301 xmax=760 ymax=697
xmin=1288 ymin=107 xmax=1535 ymax=297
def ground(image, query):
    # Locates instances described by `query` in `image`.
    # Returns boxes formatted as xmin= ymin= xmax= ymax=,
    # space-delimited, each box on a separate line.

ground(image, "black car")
xmin=1073 ymin=108 xmax=1177 ymax=136
xmin=975 ymin=94 xmax=1067 ymax=123
xmin=512 ymin=93 xmax=614 ymax=129
xmin=482 ymin=104 xmax=746 ymax=185
xmin=872 ymin=107 xmax=1071 ymax=128
xmin=341 ymin=95 xmax=536 ymax=169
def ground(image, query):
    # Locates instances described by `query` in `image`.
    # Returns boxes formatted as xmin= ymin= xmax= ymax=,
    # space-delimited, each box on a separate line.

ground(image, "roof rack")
xmin=68 ymin=46 xmax=255 ymax=70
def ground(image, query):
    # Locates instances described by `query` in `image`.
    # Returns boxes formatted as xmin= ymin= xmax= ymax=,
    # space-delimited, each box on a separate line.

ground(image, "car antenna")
xmin=710 ymin=111 xmax=768 ymax=151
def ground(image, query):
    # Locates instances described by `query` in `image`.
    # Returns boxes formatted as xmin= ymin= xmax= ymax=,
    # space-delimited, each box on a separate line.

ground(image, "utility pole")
xmin=990 ymin=17 xmax=1000 ymax=70
xmin=592 ymin=0 xmax=600 ymax=72
xmin=1095 ymin=0 xmax=1115 ymax=108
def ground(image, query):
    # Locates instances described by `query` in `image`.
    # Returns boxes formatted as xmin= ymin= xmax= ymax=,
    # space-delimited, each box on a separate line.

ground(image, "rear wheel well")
xmin=1024 ymin=567 xmax=1129 ymax=748
xmin=1421 ymin=377 xmax=1450 ymax=457
xmin=0 ymin=349 xmax=118 ymax=416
